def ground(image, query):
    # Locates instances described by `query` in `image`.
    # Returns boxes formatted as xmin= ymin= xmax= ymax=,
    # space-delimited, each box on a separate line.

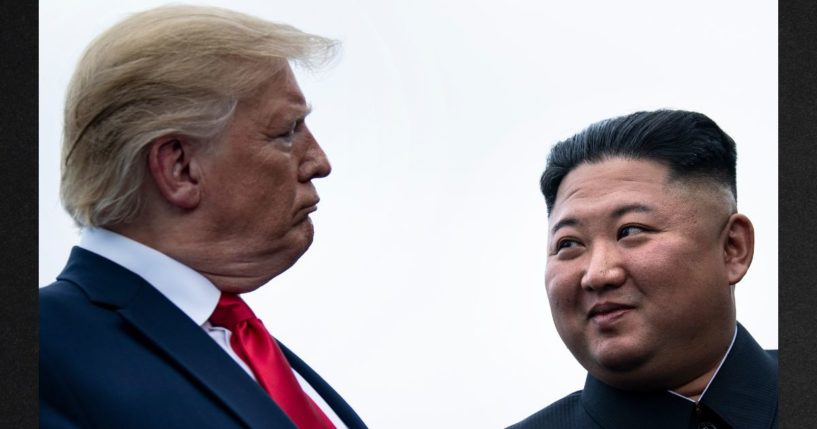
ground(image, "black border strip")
xmin=779 ymin=0 xmax=817 ymax=427
xmin=0 ymin=1 xmax=38 ymax=427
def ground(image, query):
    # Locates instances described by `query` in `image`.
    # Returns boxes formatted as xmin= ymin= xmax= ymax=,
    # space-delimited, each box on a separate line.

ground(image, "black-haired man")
xmin=510 ymin=110 xmax=777 ymax=429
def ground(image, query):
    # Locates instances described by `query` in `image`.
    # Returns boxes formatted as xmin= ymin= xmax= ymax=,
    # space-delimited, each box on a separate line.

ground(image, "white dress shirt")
xmin=79 ymin=227 xmax=347 ymax=428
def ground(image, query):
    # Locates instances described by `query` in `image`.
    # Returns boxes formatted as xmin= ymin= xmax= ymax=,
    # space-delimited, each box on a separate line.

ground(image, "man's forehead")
xmin=547 ymin=159 xmax=672 ymax=225
xmin=246 ymin=64 xmax=305 ymax=100
xmin=243 ymin=72 xmax=309 ymax=120
xmin=548 ymin=158 xmax=735 ymax=230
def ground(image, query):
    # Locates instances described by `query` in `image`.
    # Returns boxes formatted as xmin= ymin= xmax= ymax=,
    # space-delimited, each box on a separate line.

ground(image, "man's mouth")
xmin=587 ymin=302 xmax=635 ymax=320
xmin=294 ymin=199 xmax=320 ymax=223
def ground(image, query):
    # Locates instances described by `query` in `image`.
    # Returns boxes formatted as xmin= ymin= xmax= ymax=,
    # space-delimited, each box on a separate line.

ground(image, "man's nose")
xmin=299 ymin=131 xmax=332 ymax=181
xmin=580 ymin=242 xmax=626 ymax=291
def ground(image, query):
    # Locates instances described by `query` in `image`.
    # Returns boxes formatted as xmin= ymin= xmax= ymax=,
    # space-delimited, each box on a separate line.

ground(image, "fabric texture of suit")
xmin=40 ymin=247 xmax=368 ymax=429
xmin=509 ymin=323 xmax=777 ymax=429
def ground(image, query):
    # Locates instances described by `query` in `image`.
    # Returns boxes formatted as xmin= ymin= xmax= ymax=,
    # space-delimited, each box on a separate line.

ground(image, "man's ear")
xmin=723 ymin=213 xmax=755 ymax=285
xmin=147 ymin=135 xmax=201 ymax=209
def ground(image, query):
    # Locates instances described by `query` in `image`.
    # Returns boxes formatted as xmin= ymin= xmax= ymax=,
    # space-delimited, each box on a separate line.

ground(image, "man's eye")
xmin=618 ymin=225 xmax=646 ymax=239
xmin=271 ymin=121 xmax=300 ymax=141
xmin=281 ymin=122 xmax=298 ymax=139
xmin=555 ymin=238 xmax=580 ymax=251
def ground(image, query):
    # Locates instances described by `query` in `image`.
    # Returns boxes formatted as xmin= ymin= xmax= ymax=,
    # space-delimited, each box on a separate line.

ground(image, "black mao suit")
xmin=509 ymin=323 xmax=777 ymax=429
xmin=40 ymin=247 xmax=368 ymax=429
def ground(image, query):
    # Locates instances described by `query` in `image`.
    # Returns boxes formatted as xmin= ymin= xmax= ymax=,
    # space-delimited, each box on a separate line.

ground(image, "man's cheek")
xmin=547 ymin=287 xmax=579 ymax=316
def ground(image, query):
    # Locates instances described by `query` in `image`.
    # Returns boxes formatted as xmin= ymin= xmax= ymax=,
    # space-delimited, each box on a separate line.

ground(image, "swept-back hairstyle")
xmin=61 ymin=5 xmax=338 ymax=227
xmin=540 ymin=109 xmax=738 ymax=215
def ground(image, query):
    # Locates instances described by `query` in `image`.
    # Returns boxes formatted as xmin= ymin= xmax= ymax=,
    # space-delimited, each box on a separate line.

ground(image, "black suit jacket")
xmin=40 ymin=247 xmax=368 ymax=429
xmin=509 ymin=323 xmax=777 ymax=429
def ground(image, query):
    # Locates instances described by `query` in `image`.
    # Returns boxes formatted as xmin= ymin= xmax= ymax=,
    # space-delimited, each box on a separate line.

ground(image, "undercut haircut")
xmin=60 ymin=5 xmax=338 ymax=227
xmin=540 ymin=109 xmax=738 ymax=216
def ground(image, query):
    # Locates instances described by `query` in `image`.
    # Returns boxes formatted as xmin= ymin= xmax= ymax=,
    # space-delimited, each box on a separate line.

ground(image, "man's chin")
xmin=293 ymin=217 xmax=315 ymax=245
xmin=584 ymin=338 xmax=651 ymax=374
xmin=592 ymin=352 xmax=648 ymax=373
xmin=292 ymin=223 xmax=314 ymax=255
xmin=274 ymin=228 xmax=314 ymax=270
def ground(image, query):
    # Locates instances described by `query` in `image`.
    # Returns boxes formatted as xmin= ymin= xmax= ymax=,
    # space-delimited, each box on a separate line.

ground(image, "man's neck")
xmin=107 ymin=221 xmax=285 ymax=294
xmin=669 ymin=367 xmax=716 ymax=402
xmin=668 ymin=326 xmax=738 ymax=402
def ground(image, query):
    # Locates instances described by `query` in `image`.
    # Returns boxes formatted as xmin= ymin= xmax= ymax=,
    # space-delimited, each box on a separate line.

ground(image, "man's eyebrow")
xmin=290 ymin=103 xmax=312 ymax=121
xmin=550 ymin=204 xmax=654 ymax=235
xmin=551 ymin=218 xmax=580 ymax=235
xmin=610 ymin=203 xmax=654 ymax=219
xmin=265 ymin=103 xmax=312 ymax=128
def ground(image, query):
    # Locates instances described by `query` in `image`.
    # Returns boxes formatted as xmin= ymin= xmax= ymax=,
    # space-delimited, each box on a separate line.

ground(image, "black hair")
xmin=541 ymin=109 xmax=737 ymax=215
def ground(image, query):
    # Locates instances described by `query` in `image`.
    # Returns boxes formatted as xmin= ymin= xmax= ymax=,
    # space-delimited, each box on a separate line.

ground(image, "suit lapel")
xmin=280 ymin=343 xmax=368 ymax=429
xmin=60 ymin=247 xmax=296 ymax=429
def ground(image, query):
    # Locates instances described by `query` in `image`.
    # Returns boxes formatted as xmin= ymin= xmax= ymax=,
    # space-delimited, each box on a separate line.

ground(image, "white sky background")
xmin=39 ymin=1 xmax=777 ymax=427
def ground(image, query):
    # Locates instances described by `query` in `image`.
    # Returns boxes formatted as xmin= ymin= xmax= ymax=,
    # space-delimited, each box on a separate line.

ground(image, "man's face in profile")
xmin=192 ymin=65 xmax=332 ymax=293
xmin=545 ymin=157 xmax=738 ymax=389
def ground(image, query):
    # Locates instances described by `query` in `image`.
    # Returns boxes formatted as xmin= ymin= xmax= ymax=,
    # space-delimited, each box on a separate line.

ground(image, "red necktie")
xmin=210 ymin=293 xmax=336 ymax=429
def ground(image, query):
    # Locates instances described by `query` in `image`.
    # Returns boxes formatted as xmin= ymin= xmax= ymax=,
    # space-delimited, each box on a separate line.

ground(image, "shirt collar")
xmin=580 ymin=323 xmax=777 ymax=429
xmin=78 ymin=227 xmax=220 ymax=326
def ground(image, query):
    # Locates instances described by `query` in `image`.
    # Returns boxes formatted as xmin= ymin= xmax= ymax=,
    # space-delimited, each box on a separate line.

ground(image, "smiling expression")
xmin=545 ymin=157 xmax=743 ymax=390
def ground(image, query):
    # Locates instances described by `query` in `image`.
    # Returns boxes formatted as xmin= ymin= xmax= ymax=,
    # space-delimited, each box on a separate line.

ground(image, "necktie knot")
xmin=210 ymin=293 xmax=256 ymax=331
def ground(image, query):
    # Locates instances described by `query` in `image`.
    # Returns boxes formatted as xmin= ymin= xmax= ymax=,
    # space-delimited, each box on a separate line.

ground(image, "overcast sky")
xmin=39 ymin=1 xmax=777 ymax=427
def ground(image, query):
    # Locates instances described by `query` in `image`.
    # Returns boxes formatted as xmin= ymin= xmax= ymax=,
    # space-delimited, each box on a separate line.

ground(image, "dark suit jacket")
xmin=509 ymin=323 xmax=777 ymax=429
xmin=40 ymin=247 xmax=368 ymax=429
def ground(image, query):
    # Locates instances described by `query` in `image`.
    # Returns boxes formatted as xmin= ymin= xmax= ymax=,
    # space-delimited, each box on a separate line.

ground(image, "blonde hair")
xmin=61 ymin=4 xmax=338 ymax=227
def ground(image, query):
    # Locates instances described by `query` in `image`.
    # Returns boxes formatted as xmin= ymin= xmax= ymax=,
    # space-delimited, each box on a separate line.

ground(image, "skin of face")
xmin=189 ymin=66 xmax=332 ymax=293
xmin=545 ymin=157 xmax=752 ymax=392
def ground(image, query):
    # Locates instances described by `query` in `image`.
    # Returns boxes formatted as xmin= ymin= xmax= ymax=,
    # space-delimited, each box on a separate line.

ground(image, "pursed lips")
xmin=294 ymin=197 xmax=320 ymax=223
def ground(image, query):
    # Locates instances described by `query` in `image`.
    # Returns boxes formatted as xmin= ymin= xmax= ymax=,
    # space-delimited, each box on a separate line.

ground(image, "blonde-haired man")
xmin=40 ymin=5 xmax=367 ymax=428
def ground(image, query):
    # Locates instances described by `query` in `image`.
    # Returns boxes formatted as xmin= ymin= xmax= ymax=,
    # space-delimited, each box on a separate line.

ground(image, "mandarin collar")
xmin=580 ymin=323 xmax=777 ymax=429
